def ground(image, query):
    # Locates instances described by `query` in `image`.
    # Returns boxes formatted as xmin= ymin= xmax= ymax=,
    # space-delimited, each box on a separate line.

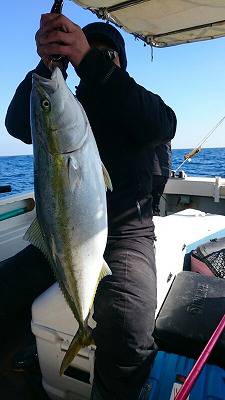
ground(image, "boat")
xmin=1 ymin=1 xmax=225 ymax=399
xmin=1 ymin=176 xmax=225 ymax=399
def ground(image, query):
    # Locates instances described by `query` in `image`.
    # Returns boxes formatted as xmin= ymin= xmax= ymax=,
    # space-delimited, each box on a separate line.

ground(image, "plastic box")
xmin=154 ymin=271 xmax=225 ymax=368
xmin=139 ymin=351 xmax=225 ymax=400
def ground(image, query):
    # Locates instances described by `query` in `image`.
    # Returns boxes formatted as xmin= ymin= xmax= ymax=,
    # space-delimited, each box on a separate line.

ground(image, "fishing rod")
xmin=175 ymin=313 xmax=225 ymax=400
xmin=50 ymin=0 xmax=64 ymax=63
xmin=175 ymin=114 xmax=225 ymax=173
xmin=51 ymin=0 xmax=64 ymax=13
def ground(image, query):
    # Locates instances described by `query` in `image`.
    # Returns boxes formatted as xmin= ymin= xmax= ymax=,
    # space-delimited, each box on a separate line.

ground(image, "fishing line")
xmin=175 ymin=114 xmax=225 ymax=173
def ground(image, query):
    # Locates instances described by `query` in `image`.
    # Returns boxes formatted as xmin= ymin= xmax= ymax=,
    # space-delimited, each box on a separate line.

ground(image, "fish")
xmin=24 ymin=67 xmax=112 ymax=375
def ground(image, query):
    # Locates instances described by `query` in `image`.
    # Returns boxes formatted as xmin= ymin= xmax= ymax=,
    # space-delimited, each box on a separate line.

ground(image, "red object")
xmin=175 ymin=314 xmax=225 ymax=400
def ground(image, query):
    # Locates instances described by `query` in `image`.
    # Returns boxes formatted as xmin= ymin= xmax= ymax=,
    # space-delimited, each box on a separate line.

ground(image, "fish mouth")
xmin=32 ymin=72 xmax=59 ymax=96
xmin=32 ymin=67 xmax=71 ymax=108
xmin=31 ymin=67 xmax=88 ymax=155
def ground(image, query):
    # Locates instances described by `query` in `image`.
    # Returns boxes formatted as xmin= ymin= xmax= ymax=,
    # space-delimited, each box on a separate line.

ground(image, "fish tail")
xmin=60 ymin=325 xmax=94 ymax=375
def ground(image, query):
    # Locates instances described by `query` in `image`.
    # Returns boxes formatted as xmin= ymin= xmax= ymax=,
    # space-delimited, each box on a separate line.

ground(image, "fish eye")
xmin=41 ymin=99 xmax=51 ymax=112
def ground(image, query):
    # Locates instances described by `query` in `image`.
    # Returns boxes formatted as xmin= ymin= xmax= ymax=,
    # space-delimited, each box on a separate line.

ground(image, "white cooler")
xmin=31 ymin=283 xmax=95 ymax=400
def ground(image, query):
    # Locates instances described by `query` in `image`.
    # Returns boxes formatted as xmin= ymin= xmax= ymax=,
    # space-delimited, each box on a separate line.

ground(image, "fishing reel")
xmin=171 ymin=170 xmax=187 ymax=179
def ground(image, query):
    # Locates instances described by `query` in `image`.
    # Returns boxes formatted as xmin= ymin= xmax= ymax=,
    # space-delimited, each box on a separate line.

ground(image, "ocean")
xmin=0 ymin=148 xmax=225 ymax=199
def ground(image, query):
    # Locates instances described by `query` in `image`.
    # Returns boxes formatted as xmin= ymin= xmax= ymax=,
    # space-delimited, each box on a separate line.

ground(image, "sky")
xmin=1 ymin=0 xmax=225 ymax=156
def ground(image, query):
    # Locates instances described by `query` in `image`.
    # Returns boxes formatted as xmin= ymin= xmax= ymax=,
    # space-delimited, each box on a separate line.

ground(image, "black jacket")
xmin=5 ymin=48 xmax=177 ymax=239
xmin=152 ymin=142 xmax=172 ymax=178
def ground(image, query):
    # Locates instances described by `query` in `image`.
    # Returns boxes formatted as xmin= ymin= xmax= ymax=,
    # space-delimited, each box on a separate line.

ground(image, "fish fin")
xmin=53 ymin=254 xmax=82 ymax=324
xmin=68 ymin=156 xmax=81 ymax=193
xmin=99 ymin=259 xmax=112 ymax=280
xmin=60 ymin=325 xmax=94 ymax=375
xmin=23 ymin=217 xmax=52 ymax=264
xmin=25 ymin=219 xmax=80 ymax=322
xmin=90 ymin=260 xmax=112 ymax=307
xmin=102 ymin=163 xmax=113 ymax=191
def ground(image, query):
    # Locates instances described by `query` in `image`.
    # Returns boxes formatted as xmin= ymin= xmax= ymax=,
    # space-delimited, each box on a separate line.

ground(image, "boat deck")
xmin=0 ymin=312 xmax=49 ymax=400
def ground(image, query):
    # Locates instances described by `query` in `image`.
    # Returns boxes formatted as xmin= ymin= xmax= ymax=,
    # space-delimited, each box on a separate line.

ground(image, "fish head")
xmin=31 ymin=67 xmax=88 ymax=154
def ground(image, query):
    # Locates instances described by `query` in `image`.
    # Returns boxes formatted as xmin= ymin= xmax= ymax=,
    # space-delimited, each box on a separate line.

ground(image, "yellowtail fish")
xmin=25 ymin=67 xmax=112 ymax=375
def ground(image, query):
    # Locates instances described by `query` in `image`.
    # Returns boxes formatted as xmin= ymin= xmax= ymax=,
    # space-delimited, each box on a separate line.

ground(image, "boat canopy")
xmin=72 ymin=0 xmax=225 ymax=47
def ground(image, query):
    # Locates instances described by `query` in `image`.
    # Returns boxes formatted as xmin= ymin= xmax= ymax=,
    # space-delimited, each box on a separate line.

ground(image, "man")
xmin=152 ymin=142 xmax=172 ymax=216
xmin=4 ymin=14 xmax=176 ymax=399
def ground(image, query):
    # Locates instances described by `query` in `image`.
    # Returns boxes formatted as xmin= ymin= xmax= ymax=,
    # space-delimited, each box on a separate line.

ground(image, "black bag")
xmin=154 ymin=271 xmax=225 ymax=368
xmin=191 ymin=237 xmax=225 ymax=278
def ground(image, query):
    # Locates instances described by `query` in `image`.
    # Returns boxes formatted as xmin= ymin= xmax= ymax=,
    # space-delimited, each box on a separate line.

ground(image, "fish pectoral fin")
xmin=68 ymin=156 xmax=81 ymax=193
xmin=60 ymin=325 xmax=94 ymax=375
xmin=99 ymin=259 xmax=112 ymax=281
xmin=23 ymin=217 xmax=51 ymax=264
xmin=102 ymin=163 xmax=113 ymax=191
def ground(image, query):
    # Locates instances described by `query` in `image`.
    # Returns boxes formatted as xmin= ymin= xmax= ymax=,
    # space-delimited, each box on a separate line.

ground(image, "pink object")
xmin=175 ymin=314 xmax=225 ymax=400
xmin=191 ymin=254 xmax=214 ymax=276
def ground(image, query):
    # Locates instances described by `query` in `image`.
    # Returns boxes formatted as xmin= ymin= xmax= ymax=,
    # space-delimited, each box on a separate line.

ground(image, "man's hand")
xmin=35 ymin=13 xmax=91 ymax=69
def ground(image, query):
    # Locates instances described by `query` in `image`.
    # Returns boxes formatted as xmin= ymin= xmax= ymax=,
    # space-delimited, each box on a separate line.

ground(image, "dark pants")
xmin=91 ymin=237 xmax=157 ymax=400
xmin=0 ymin=238 xmax=157 ymax=399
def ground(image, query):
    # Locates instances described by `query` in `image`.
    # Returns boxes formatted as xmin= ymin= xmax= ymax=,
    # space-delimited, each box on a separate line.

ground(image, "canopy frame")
xmin=72 ymin=0 xmax=225 ymax=47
